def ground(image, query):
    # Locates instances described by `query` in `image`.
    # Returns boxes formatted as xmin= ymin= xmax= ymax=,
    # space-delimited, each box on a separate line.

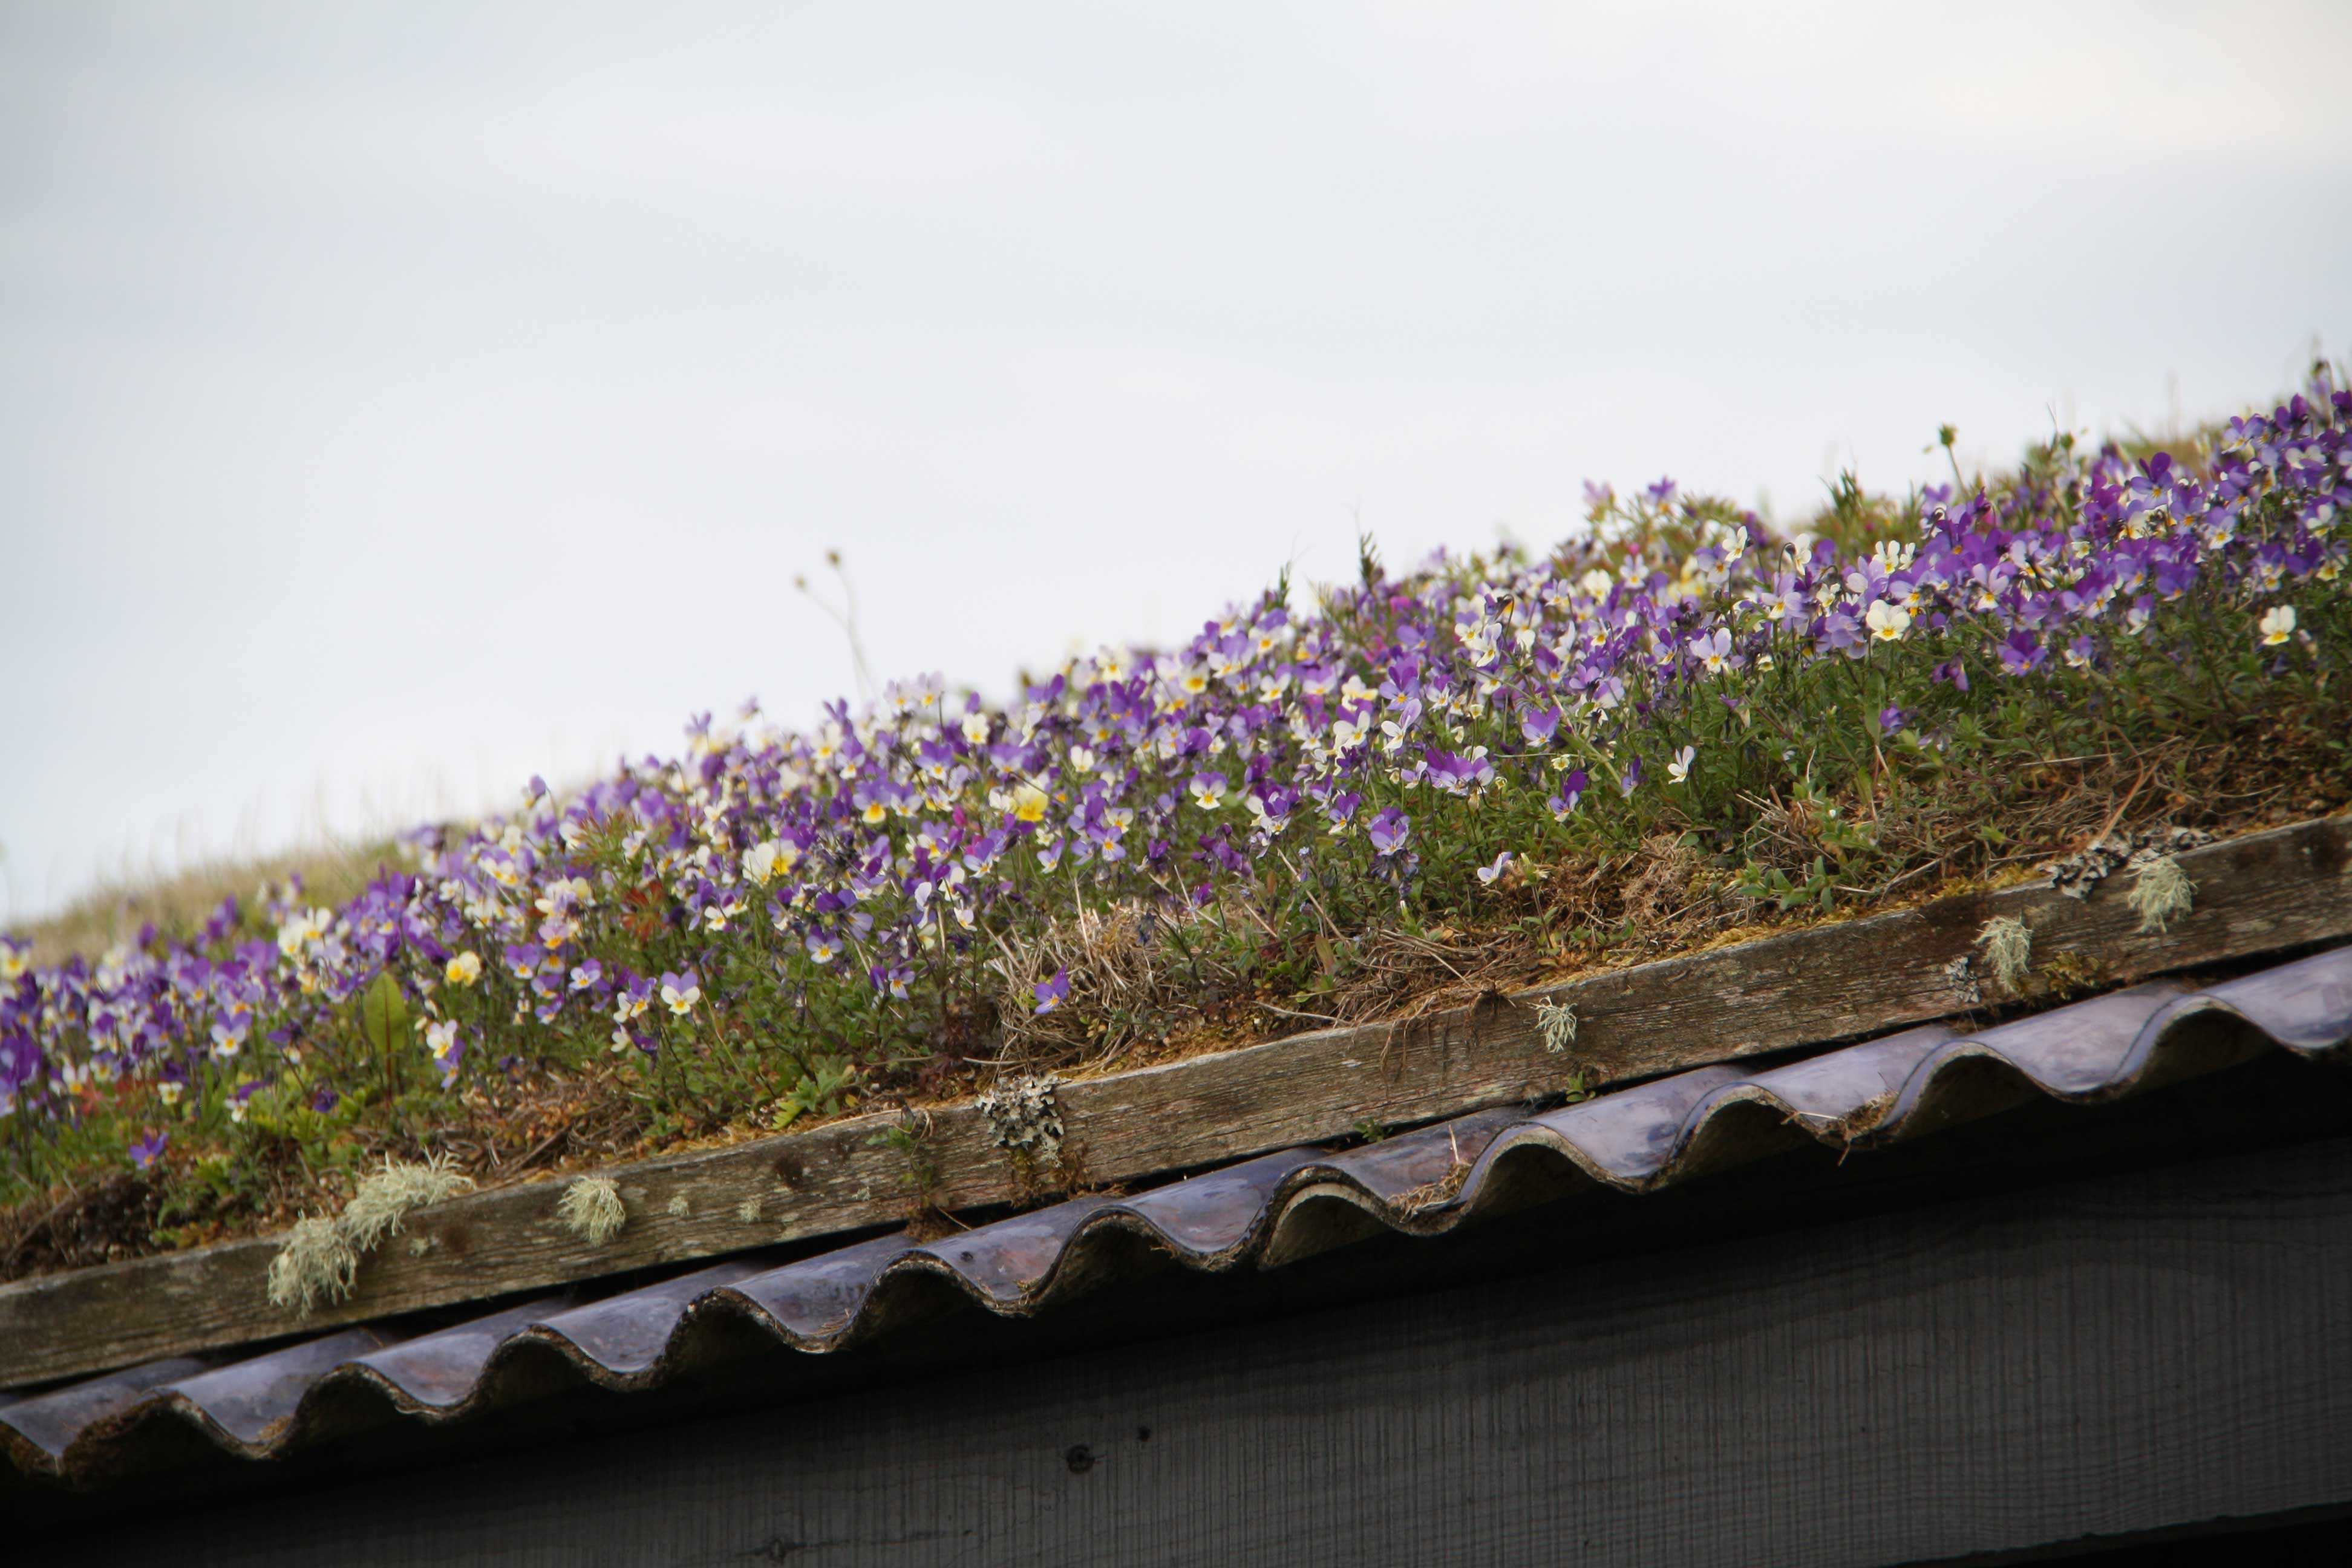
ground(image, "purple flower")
xmin=1423 ymin=748 xmax=1495 ymax=795
xmin=1878 ymin=705 xmax=1908 ymax=734
xmin=1546 ymin=767 xmax=1589 ymax=821
xmin=129 ymin=1129 xmax=168 ymax=1171
xmin=1033 ymin=968 xmax=1071 ymax=1014
xmin=1475 ymin=851 xmax=1514 ymax=886
xmin=1998 ymin=630 xmax=2047 ymax=676
xmin=1367 ymin=808 xmax=1412 ymax=857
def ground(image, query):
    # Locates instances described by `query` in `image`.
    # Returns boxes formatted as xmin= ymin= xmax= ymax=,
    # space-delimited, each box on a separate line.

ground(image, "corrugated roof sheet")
xmin=7 ymin=945 xmax=2351 ymax=1485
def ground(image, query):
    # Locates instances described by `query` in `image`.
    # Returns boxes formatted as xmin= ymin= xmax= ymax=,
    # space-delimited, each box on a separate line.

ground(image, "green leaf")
xmin=358 ymin=972 xmax=410 ymax=1057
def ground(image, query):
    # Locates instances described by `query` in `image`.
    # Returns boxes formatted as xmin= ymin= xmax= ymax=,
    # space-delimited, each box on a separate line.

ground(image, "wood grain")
xmin=4 ymin=812 xmax=2347 ymax=1390
xmin=52 ymin=1126 xmax=2352 ymax=1566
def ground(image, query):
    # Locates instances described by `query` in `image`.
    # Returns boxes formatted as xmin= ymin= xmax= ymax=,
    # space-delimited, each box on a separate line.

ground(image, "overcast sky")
xmin=4 ymin=1 xmax=2348 ymax=924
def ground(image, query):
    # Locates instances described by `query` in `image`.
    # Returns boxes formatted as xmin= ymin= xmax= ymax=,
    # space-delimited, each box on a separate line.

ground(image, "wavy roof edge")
xmin=7 ymin=945 xmax=2351 ymax=1485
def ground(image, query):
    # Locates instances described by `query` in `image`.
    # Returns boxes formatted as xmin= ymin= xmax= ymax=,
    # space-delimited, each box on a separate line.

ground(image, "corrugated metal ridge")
xmin=7 ymin=946 xmax=2350 ymax=1483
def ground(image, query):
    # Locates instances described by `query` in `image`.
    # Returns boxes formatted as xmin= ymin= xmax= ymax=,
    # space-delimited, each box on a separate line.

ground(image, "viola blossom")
xmin=1690 ymin=629 xmax=1738 ymax=675
xmin=1033 ymin=968 xmax=1071 ymax=1015
xmin=613 ymin=974 xmax=654 ymax=1022
xmin=2261 ymin=605 xmax=2298 ymax=645
xmin=1367 ymin=808 xmax=1412 ymax=857
xmin=1864 ymin=601 xmax=1912 ymax=642
xmin=1189 ymin=772 xmax=1229 ymax=810
xmin=426 ymin=1020 xmax=463 ymax=1086
xmin=658 ymin=969 xmax=702 ymax=1017
xmin=1998 ymin=631 xmax=2048 ymax=676
xmin=129 ymin=1129 xmax=167 ymax=1171
xmin=445 ymin=951 xmax=483 ymax=987
xmin=1423 ymin=749 xmax=1495 ymax=795
xmin=1546 ymin=768 xmax=1589 ymax=822
xmin=1667 ymin=746 xmax=1696 ymax=785
xmin=1475 ymin=851 xmax=1515 ymax=886
xmin=1878 ymin=705 xmax=1908 ymax=735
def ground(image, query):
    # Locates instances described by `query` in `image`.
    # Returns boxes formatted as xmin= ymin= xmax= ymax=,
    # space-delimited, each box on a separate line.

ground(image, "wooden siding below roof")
xmin=41 ymin=1120 xmax=2352 ymax=1566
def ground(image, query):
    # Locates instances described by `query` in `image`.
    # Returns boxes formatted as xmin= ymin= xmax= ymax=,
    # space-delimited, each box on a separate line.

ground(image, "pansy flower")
xmin=658 ymin=969 xmax=702 ymax=1016
xmin=1033 ymin=968 xmax=1071 ymax=1014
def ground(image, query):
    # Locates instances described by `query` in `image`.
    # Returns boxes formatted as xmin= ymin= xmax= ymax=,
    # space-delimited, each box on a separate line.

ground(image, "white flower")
xmin=742 ymin=838 xmax=797 ymax=887
xmin=1475 ymin=851 xmax=1515 ymax=886
xmin=1667 ymin=745 xmax=1697 ymax=785
xmin=426 ymin=1020 xmax=460 ymax=1063
xmin=275 ymin=908 xmax=332 ymax=958
xmin=1864 ymin=601 xmax=1912 ymax=642
xmin=2259 ymin=604 xmax=2297 ymax=645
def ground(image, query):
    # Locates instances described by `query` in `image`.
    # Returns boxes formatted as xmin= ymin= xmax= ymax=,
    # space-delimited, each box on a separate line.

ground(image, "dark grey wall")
xmin=53 ymin=1126 xmax=2352 ymax=1568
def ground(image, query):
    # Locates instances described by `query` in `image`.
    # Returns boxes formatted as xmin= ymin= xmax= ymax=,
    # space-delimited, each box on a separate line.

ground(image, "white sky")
xmin=4 ymin=1 xmax=2349 ymax=924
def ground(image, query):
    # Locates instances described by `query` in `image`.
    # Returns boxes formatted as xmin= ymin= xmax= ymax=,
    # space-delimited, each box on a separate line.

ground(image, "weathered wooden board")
xmin=47 ymin=1125 xmax=2352 ymax=1565
xmin=3 ymin=813 xmax=2347 ymax=1389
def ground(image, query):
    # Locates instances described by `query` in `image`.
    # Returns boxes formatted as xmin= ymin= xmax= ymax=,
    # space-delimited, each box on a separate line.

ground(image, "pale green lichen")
xmin=1975 ymin=916 xmax=2033 ymax=990
xmin=665 ymin=1192 xmax=691 ymax=1218
xmin=339 ymin=1155 xmax=473 ymax=1252
xmin=266 ymin=1216 xmax=358 ymax=1316
xmin=1534 ymin=998 xmax=1578 ymax=1054
xmin=735 ymin=1197 xmax=763 ymax=1224
xmin=558 ymin=1175 xmax=627 ymax=1246
xmin=2127 ymin=855 xmax=2196 ymax=933
xmin=266 ymin=1156 xmax=472 ymax=1316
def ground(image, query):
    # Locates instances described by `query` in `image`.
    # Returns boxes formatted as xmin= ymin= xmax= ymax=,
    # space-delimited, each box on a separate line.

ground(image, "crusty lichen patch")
xmin=2040 ymin=825 xmax=2213 ymax=901
xmin=976 ymin=1073 xmax=1067 ymax=1161
xmin=557 ymin=1175 xmax=627 ymax=1246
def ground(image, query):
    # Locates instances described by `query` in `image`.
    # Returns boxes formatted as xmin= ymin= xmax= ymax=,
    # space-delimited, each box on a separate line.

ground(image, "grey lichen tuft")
xmin=976 ymin=1073 xmax=1067 ymax=1161
xmin=2127 ymin=855 xmax=2196 ymax=933
xmin=664 ymin=1193 xmax=691 ymax=1218
xmin=558 ymin=1175 xmax=627 ymax=1246
xmin=266 ymin=1156 xmax=472 ymax=1317
xmin=1534 ymin=999 xmax=1578 ymax=1055
xmin=339 ymin=1156 xmax=474 ymax=1252
xmin=266 ymin=1217 xmax=359 ymax=1316
xmin=1975 ymin=916 xmax=2033 ymax=990
xmin=735 ymin=1196 xmax=763 ymax=1224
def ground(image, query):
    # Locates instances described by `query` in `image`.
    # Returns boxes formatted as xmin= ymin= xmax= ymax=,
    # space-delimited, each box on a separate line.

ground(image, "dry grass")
xmin=18 ymin=838 xmax=396 ymax=965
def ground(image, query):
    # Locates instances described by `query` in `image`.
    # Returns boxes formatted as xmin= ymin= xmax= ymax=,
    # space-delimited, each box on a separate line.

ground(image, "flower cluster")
xmin=4 ymin=375 xmax=2347 ymax=1199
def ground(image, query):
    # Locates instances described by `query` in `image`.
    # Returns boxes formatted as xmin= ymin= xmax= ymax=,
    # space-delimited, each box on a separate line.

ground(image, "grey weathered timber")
xmin=2 ymin=812 xmax=2347 ymax=1390
xmin=50 ymin=1128 xmax=2352 ymax=1566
